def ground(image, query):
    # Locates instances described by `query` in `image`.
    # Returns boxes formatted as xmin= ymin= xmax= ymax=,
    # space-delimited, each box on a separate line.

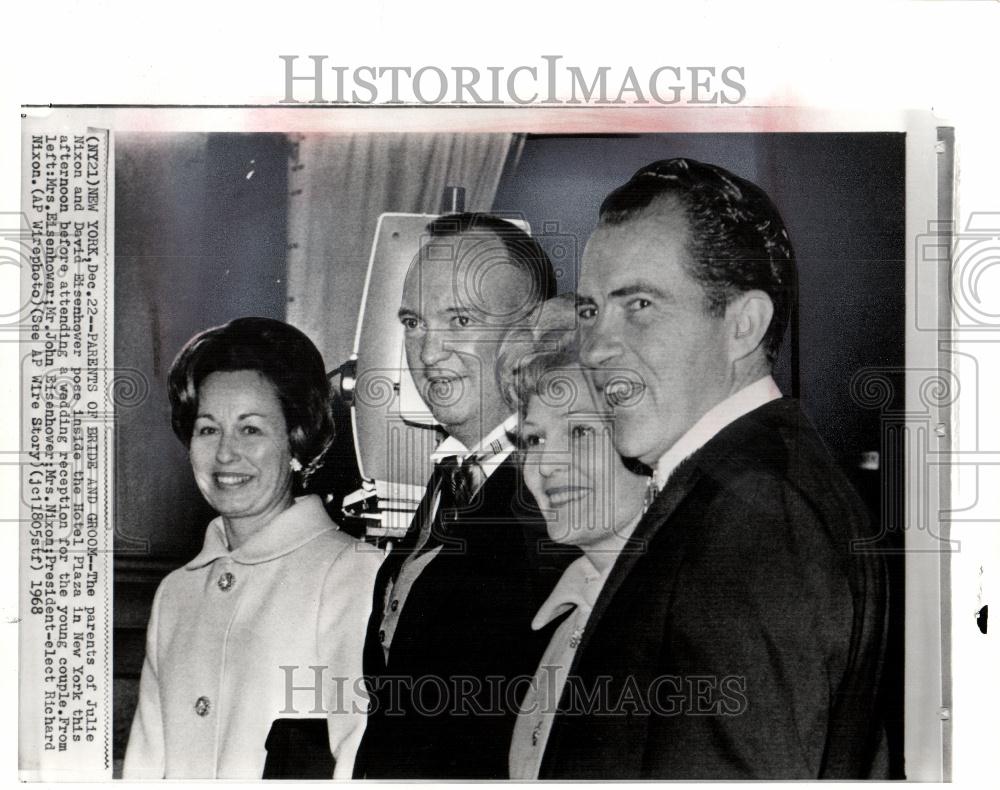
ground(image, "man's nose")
xmin=579 ymin=317 xmax=623 ymax=369
xmin=215 ymin=432 xmax=239 ymax=463
xmin=419 ymin=330 xmax=452 ymax=367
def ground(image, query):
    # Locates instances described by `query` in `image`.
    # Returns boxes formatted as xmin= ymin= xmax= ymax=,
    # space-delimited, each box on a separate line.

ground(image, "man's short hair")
xmin=599 ymin=158 xmax=796 ymax=364
xmin=425 ymin=212 xmax=558 ymax=310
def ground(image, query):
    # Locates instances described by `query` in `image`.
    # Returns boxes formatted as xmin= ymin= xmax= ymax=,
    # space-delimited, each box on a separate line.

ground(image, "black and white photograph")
xmin=101 ymin=126 xmax=915 ymax=779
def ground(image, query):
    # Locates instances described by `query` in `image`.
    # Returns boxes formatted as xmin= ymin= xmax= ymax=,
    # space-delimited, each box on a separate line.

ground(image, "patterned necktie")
xmin=437 ymin=454 xmax=484 ymax=512
xmin=422 ymin=454 xmax=484 ymax=552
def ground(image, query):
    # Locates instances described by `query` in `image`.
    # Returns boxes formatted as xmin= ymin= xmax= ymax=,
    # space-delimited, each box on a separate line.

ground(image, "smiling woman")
xmin=122 ymin=317 xmax=382 ymax=780
xmin=497 ymin=296 xmax=651 ymax=779
xmin=189 ymin=370 xmax=296 ymax=548
xmin=499 ymin=296 xmax=650 ymax=551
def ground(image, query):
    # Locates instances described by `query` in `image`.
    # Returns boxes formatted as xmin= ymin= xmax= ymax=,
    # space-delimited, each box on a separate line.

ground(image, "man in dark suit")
xmin=538 ymin=159 xmax=888 ymax=778
xmin=353 ymin=213 xmax=563 ymax=779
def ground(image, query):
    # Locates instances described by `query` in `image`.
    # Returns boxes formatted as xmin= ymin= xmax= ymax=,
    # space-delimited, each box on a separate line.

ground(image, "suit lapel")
xmin=363 ymin=555 xmax=394 ymax=675
xmin=540 ymin=455 xmax=707 ymax=778
xmin=551 ymin=401 xmax=796 ymax=696
xmin=367 ymin=456 xmax=528 ymax=676
xmin=542 ymin=402 xmax=798 ymax=776
xmin=562 ymin=453 xmax=706 ymax=684
xmin=566 ymin=399 xmax=792 ymax=665
xmin=364 ymin=471 xmax=439 ymax=676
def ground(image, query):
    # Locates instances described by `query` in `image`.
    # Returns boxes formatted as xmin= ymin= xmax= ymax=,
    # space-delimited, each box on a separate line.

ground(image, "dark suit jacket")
xmin=539 ymin=399 xmax=889 ymax=779
xmin=353 ymin=455 xmax=571 ymax=779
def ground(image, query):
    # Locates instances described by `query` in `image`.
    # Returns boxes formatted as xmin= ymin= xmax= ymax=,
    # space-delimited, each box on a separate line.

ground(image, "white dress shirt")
xmin=652 ymin=375 xmax=783 ymax=491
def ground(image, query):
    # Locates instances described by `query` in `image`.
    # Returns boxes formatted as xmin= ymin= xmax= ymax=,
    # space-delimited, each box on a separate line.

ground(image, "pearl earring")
xmin=290 ymin=458 xmax=303 ymax=472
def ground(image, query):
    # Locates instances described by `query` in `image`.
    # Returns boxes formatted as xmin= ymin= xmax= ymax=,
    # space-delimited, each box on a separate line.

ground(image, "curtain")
xmin=285 ymin=133 xmax=521 ymax=369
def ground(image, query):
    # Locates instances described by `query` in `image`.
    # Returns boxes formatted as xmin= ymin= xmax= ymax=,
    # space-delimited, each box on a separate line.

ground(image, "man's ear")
xmin=726 ymin=290 xmax=774 ymax=362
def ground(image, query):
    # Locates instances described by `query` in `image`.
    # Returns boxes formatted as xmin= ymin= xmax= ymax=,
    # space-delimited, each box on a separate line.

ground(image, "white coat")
xmin=123 ymin=495 xmax=383 ymax=779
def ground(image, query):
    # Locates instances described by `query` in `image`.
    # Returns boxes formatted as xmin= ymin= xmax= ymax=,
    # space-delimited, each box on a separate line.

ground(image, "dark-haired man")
xmin=536 ymin=160 xmax=888 ymax=779
xmin=353 ymin=213 xmax=562 ymax=779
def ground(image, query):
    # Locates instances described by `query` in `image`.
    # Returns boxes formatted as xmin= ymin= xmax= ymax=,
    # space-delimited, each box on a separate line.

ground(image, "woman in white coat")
xmin=124 ymin=317 xmax=382 ymax=779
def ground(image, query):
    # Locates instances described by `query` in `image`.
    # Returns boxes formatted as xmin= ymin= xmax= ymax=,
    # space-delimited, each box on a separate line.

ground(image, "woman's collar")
xmin=185 ymin=494 xmax=337 ymax=569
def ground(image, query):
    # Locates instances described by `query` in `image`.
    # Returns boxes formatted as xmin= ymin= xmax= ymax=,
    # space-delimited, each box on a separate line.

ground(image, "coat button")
xmin=217 ymin=572 xmax=235 ymax=591
xmin=390 ymin=599 xmax=399 ymax=612
xmin=379 ymin=629 xmax=386 ymax=644
xmin=194 ymin=696 xmax=211 ymax=717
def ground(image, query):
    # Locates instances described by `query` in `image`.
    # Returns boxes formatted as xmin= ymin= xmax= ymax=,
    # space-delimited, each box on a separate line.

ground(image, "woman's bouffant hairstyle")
xmin=496 ymin=294 xmax=580 ymax=418
xmin=167 ymin=317 xmax=334 ymax=481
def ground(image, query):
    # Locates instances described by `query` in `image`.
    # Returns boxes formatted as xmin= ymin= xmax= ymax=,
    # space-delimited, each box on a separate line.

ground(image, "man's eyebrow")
xmin=397 ymin=307 xmax=419 ymax=320
xmin=608 ymin=281 xmax=673 ymax=301
xmin=575 ymin=294 xmax=597 ymax=306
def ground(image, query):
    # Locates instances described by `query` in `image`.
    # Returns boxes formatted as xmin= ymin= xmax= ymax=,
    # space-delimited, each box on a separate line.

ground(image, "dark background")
xmin=112 ymin=132 xmax=906 ymax=776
